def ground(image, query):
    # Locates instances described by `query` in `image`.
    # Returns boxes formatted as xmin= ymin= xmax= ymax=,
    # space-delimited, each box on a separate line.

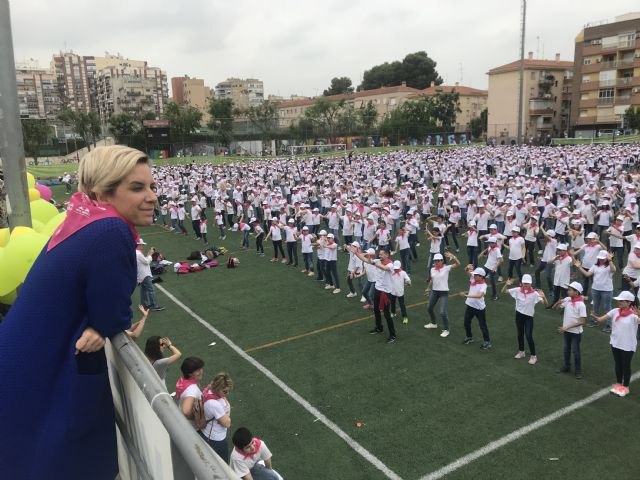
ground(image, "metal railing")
xmin=109 ymin=332 xmax=239 ymax=480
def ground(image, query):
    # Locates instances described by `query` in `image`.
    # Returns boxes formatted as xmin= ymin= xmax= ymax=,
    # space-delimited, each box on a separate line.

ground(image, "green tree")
xmin=165 ymin=102 xmax=203 ymax=151
xmin=208 ymin=98 xmax=235 ymax=147
xmin=624 ymin=106 xmax=640 ymax=130
xmin=336 ymin=104 xmax=360 ymax=136
xmin=108 ymin=112 xmax=140 ymax=144
xmin=58 ymin=109 xmax=91 ymax=151
xmin=469 ymin=117 xmax=483 ymax=139
xmin=247 ymin=100 xmax=279 ymax=147
xmin=480 ymin=108 xmax=488 ymax=132
xmin=87 ymin=111 xmax=102 ymax=148
xmin=21 ymin=119 xmax=52 ymax=166
xmin=358 ymin=101 xmax=378 ymax=146
xmin=323 ymin=77 xmax=354 ymax=96
xmin=304 ymin=98 xmax=346 ymax=142
xmin=429 ymin=91 xmax=461 ymax=130
xmin=359 ymin=51 xmax=443 ymax=91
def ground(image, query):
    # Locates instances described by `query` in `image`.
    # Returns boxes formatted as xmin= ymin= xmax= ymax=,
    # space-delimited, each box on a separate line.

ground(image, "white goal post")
xmin=288 ymin=143 xmax=347 ymax=156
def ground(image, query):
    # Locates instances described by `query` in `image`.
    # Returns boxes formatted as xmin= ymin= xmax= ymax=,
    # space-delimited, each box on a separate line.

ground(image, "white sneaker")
xmin=537 ymin=250 xmax=543 ymax=255
xmin=360 ymin=296 xmax=366 ymax=303
xmin=514 ymin=351 xmax=526 ymax=359
xmin=346 ymin=292 xmax=357 ymax=298
xmin=498 ymin=276 xmax=503 ymax=281
xmin=440 ymin=330 xmax=450 ymax=337
xmin=424 ymin=323 xmax=438 ymax=329
xmin=333 ymin=288 xmax=341 ymax=294
xmin=324 ymin=285 xmax=333 ymax=290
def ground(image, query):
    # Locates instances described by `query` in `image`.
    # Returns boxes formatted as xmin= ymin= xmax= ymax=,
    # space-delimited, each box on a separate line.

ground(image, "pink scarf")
xmin=48 ymin=192 xmax=138 ymax=252
xmin=235 ymin=438 xmax=262 ymax=460
xmin=201 ymin=386 xmax=223 ymax=403
xmin=175 ymin=377 xmax=198 ymax=400
xmin=570 ymin=296 xmax=584 ymax=305
xmin=471 ymin=279 xmax=485 ymax=286
xmin=615 ymin=308 xmax=634 ymax=321
xmin=519 ymin=286 xmax=535 ymax=296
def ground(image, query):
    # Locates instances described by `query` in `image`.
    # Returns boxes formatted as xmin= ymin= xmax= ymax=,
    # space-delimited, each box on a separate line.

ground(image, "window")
xmin=582 ymin=74 xmax=591 ymax=83
xmin=583 ymin=58 xmax=591 ymax=65
xmin=530 ymin=71 xmax=537 ymax=80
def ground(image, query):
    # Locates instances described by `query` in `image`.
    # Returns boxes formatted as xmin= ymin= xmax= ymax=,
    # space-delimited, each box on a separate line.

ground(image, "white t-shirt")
xmin=230 ymin=439 xmax=273 ymax=477
xmin=430 ymin=265 xmax=452 ymax=291
xmin=269 ymin=225 xmax=282 ymax=241
xmin=484 ymin=246 xmax=502 ymax=272
xmin=136 ymin=249 xmax=152 ymax=283
xmin=508 ymin=236 xmax=525 ymax=260
xmin=553 ymin=255 xmax=572 ymax=287
xmin=390 ymin=270 xmax=411 ymax=297
xmin=373 ymin=259 xmax=394 ymax=293
xmin=178 ymin=384 xmax=202 ymax=430
xmin=201 ymin=397 xmax=230 ymax=441
xmin=508 ymin=287 xmax=543 ymax=316
xmin=465 ymin=280 xmax=487 ymax=310
xmin=607 ymin=308 xmax=639 ymax=352
xmin=589 ymin=264 xmax=614 ymax=292
xmin=561 ymin=297 xmax=586 ymax=334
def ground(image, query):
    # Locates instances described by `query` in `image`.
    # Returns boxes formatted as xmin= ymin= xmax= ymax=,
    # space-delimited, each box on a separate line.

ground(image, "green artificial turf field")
xmin=132 ymin=221 xmax=640 ymax=480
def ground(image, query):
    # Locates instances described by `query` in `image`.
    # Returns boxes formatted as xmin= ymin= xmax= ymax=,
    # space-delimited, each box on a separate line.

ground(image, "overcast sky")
xmin=9 ymin=0 xmax=640 ymax=98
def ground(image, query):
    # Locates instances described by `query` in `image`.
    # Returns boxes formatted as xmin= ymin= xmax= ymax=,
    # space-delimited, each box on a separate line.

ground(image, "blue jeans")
xmin=250 ymin=464 xmax=283 ymax=480
xmin=139 ymin=276 xmax=158 ymax=308
xmin=427 ymin=290 xmax=449 ymax=330
xmin=534 ymin=261 xmax=554 ymax=291
xmin=592 ymin=289 xmax=613 ymax=327
xmin=400 ymin=248 xmax=411 ymax=273
xmin=303 ymin=252 xmax=314 ymax=272
xmin=362 ymin=280 xmax=374 ymax=304
xmin=563 ymin=332 xmax=582 ymax=372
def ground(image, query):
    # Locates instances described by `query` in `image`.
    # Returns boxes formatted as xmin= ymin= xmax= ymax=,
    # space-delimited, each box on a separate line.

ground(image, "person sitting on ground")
xmin=230 ymin=427 xmax=283 ymax=480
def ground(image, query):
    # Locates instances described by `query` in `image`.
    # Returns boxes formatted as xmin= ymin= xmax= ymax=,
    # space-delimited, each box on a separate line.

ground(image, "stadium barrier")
xmin=107 ymin=332 xmax=239 ymax=480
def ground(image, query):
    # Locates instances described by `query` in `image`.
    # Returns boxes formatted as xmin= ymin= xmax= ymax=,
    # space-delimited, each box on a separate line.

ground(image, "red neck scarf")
xmin=569 ymin=296 xmax=584 ymax=305
xmin=616 ymin=308 xmax=634 ymax=321
xmin=234 ymin=438 xmax=262 ymax=460
xmin=471 ymin=278 xmax=486 ymax=286
xmin=393 ymin=269 xmax=402 ymax=276
xmin=201 ymin=386 xmax=223 ymax=403
xmin=175 ymin=377 xmax=198 ymax=400
xmin=559 ymin=252 xmax=569 ymax=260
xmin=48 ymin=192 xmax=138 ymax=251
xmin=519 ymin=285 xmax=534 ymax=296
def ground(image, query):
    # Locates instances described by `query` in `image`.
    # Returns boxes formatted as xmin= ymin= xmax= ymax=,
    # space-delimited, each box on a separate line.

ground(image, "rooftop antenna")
xmin=458 ymin=62 xmax=463 ymax=84
xmin=536 ymin=36 xmax=540 ymax=58
xmin=517 ymin=0 xmax=527 ymax=146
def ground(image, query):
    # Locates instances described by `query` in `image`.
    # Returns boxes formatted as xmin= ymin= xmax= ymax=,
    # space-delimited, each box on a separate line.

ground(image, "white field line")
xmin=156 ymin=284 xmax=402 ymax=480
xmin=420 ymin=371 xmax=640 ymax=480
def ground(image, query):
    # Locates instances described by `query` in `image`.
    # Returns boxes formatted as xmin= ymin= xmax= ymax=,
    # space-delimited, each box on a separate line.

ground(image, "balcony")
xmin=580 ymin=81 xmax=599 ymax=92
xmin=617 ymin=77 xmax=634 ymax=87
xmin=599 ymin=79 xmax=616 ymax=87
xmin=529 ymin=98 xmax=555 ymax=115
xmin=615 ymin=96 xmax=632 ymax=105
xmin=575 ymin=115 xmax=596 ymax=125
xmin=579 ymin=98 xmax=598 ymax=108
xmin=597 ymin=97 xmax=614 ymax=106
xmin=581 ymin=63 xmax=601 ymax=74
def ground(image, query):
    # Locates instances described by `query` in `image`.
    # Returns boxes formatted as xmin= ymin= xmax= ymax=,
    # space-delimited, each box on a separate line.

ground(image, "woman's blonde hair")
xmin=78 ymin=145 xmax=149 ymax=198
xmin=209 ymin=372 xmax=233 ymax=392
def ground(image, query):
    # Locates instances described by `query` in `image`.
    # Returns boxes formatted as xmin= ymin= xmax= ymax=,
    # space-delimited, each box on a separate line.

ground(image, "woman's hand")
xmin=75 ymin=327 xmax=105 ymax=354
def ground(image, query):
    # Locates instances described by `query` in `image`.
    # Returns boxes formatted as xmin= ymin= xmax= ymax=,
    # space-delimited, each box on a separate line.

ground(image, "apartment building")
xmin=571 ymin=12 xmax=640 ymax=137
xmin=487 ymin=53 xmax=574 ymax=142
xmin=410 ymin=83 xmax=488 ymax=132
xmin=15 ymin=64 xmax=61 ymax=119
xmin=171 ymin=76 xmax=213 ymax=124
xmin=214 ymin=78 xmax=264 ymax=111
xmin=50 ymin=52 xmax=97 ymax=112
xmin=277 ymin=84 xmax=421 ymax=129
xmin=93 ymin=55 xmax=169 ymax=122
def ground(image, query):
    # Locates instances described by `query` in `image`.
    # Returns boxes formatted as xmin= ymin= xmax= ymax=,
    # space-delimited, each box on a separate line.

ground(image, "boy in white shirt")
xmin=230 ymin=427 xmax=283 ymax=480
xmin=502 ymin=274 xmax=548 ymax=365
xmin=462 ymin=266 xmax=492 ymax=349
xmin=553 ymin=281 xmax=586 ymax=379
xmin=390 ymin=260 xmax=411 ymax=324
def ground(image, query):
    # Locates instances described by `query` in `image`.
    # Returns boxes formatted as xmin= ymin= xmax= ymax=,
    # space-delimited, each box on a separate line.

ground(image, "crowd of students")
xmin=139 ymin=143 xmax=640 ymax=474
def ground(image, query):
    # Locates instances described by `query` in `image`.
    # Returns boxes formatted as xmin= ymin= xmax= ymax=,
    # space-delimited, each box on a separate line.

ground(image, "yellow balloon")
xmin=28 ymin=188 xmax=41 ymax=201
xmin=30 ymin=199 xmax=59 ymax=224
xmin=31 ymin=219 xmax=45 ymax=233
xmin=0 ymin=248 xmax=19 ymax=296
xmin=0 ymin=288 xmax=18 ymax=305
xmin=0 ymin=227 xmax=9 ymax=247
xmin=41 ymin=212 xmax=66 ymax=238
xmin=26 ymin=172 xmax=35 ymax=188
xmin=10 ymin=226 xmax=35 ymax=238
xmin=4 ymin=231 xmax=48 ymax=285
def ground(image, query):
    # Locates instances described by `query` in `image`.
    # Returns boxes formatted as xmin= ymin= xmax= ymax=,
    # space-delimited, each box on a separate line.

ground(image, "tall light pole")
xmin=517 ymin=0 xmax=527 ymax=146
xmin=0 ymin=0 xmax=31 ymax=228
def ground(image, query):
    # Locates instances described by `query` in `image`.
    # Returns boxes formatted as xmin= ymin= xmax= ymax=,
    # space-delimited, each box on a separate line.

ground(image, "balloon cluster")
xmin=0 ymin=172 xmax=66 ymax=305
